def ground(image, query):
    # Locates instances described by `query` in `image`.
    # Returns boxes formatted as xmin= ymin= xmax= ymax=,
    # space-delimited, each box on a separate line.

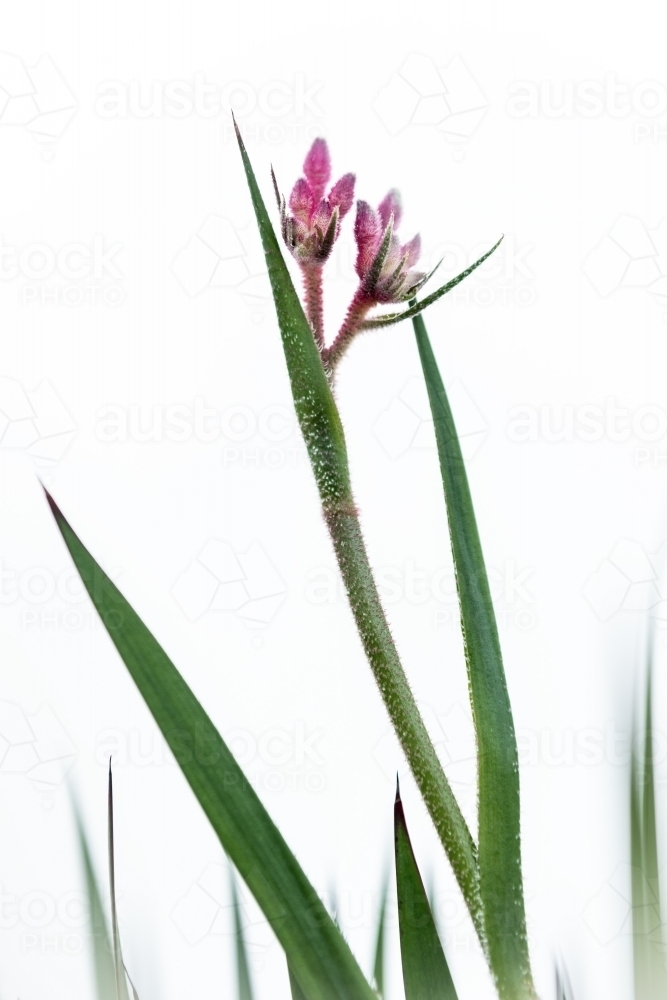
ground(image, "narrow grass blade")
xmin=413 ymin=313 xmax=535 ymax=999
xmin=555 ymin=962 xmax=574 ymax=1000
xmin=394 ymin=784 xmax=459 ymax=999
xmin=631 ymin=662 xmax=667 ymax=1000
xmin=108 ymin=765 xmax=131 ymax=1000
xmin=372 ymin=875 xmax=388 ymax=997
xmin=231 ymin=871 xmax=255 ymax=1000
xmin=361 ymin=239 xmax=503 ymax=330
xmin=234 ymin=122 xmax=483 ymax=943
xmin=124 ymin=968 xmax=140 ymax=1000
xmin=74 ymin=808 xmax=116 ymax=1000
xmin=45 ymin=493 xmax=375 ymax=1000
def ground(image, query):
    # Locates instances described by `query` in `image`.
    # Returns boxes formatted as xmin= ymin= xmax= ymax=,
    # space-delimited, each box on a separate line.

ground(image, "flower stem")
xmin=234 ymin=127 xmax=486 ymax=954
xmin=301 ymin=263 xmax=325 ymax=350
xmin=324 ymin=287 xmax=372 ymax=370
xmin=322 ymin=494 xmax=484 ymax=946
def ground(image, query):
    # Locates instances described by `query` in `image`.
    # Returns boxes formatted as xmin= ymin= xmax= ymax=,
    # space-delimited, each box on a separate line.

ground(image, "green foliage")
xmin=372 ymin=874 xmax=388 ymax=997
xmin=231 ymin=871 xmax=255 ymax=1000
xmin=107 ymin=765 xmax=132 ymax=1000
xmin=413 ymin=312 xmax=535 ymax=999
xmin=75 ymin=808 xmax=116 ymax=1000
xmin=394 ymin=785 xmax=459 ymax=999
xmin=631 ymin=662 xmax=667 ymax=1000
xmin=361 ymin=238 xmax=504 ymax=329
xmin=234 ymin=123 xmax=483 ymax=944
xmin=45 ymin=492 xmax=376 ymax=1000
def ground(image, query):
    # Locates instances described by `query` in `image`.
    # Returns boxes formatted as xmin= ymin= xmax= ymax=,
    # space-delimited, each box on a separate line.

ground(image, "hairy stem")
xmin=233 ymin=126 xmax=486 ymax=951
xmin=301 ymin=263 xmax=325 ymax=349
xmin=323 ymin=496 xmax=484 ymax=944
xmin=324 ymin=287 xmax=372 ymax=370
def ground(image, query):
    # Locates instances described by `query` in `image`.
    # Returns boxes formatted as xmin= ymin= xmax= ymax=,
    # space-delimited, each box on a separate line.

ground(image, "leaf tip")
xmin=270 ymin=164 xmax=281 ymax=209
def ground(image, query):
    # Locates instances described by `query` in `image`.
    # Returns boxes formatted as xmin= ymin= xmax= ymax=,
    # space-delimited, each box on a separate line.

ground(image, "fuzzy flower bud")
xmin=353 ymin=190 xmax=425 ymax=304
xmin=277 ymin=139 xmax=355 ymax=266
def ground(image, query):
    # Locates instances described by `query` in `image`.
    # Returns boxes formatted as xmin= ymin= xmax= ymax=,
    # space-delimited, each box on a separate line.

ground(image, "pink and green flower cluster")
xmin=275 ymin=138 xmax=429 ymax=370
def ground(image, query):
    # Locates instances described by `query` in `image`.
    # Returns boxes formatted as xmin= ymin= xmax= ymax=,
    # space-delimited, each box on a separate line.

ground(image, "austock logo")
xmin=171 ymin=863 xmax=282 ymax=964
xmin=373 ymin=53 xmax=487 ymax=154
xmin=584 ymin=863 xmax=666 ymax=946
xmin=373 ymin=376 xmax=488 ymax=461
xmin=584 ymin=539 xmax=666 ymax=623
xmin=0 ymin=53 xmax=77 ymax=158
xmin=0 ymin=235 xmax=124 ymax=307
xmin=171 ymin=214 xmax=270 ymax=317
xmin=583 ymin=215 xmax=667 ymax=307
xmin=94 ymin=73 xmax=324 ymax=146
xmin=172 ymin=538 xmax=287 ymax=632
xmin=0 ymin=376 xmax=76 ymax=471
xmin=0 ymin=701 xmax=76 ymax=791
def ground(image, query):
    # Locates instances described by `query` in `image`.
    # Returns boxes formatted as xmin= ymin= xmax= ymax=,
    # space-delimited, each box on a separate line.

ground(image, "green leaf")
xmin=289 ymin=965 xmax=310 ymax=1000
xmin=74 ymin=806 xmax=116 ymax=1000
xmin=234 ymin=118 xmax=482 ymax=947
xmin=631 ymin=658 xmax=667 ymax=1000
xmin=361 ymin=238 xmax=503 ymax=330
xmin=412 ymin=313 xmax=535 ymax=999
xmin=108 ymin=765 xmax=131 ymax=1000
xmin=394 ymin=785 xmax=459 ymax=999
xmin=372 ymin=874 xmax=388 ymax=997
xmin=231 ymin=871 xmax=255 ymax=1000
xmin=555 ymin=964 xmax=574 ymax=1000
xmin=45 ymin=492 xmax=375 ymax=1000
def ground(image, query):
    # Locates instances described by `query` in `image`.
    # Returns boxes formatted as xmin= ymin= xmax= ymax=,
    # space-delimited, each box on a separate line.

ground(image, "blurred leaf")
xmin=372 ymin=875 xmax=388 ymax=997
xmin=555 ymin=963 xmax=574 ymax=1000
xmin=231 ymin=871 xmax=255 ymax=1000
xmin=632 ymin=661 xmax=667 ymax=1000
xmin=124 ymin=968 xmax=140 ymax=1000
xmin=74 ymin=806 xmax=116 ymax=1000
xmin=361 ymin=239 xmax=503 ymax=329
xmin=413 ymin=313 xmax=535 ymax=999
xmin=108 ymin=765 xmax=131 ymax=1000
xmin=394 ymin=784 xmax=458 ymax=999
xmin=234 ymin=116 xmax=482 ymax=945
xmin=45 ymin=492 xmax=375 ymax=1000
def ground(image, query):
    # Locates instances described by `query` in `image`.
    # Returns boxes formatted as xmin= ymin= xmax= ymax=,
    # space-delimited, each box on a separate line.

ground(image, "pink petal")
xmin=402 ymin=233 xmax=421 ymax=269
xmin=328 ymin=173 xmax=355 ymax=217
xmin=380 ymin=234 xmax=404 ymax=278
xmin=303 ymin=139 xmax=331 ymax=203
xmin=289 ymin=177 xmax=315 ymax=223
xmin=378 ymin=189 xmax=402 ymax=231
xmin=354 ymin=200 xmax=382 ymax=279
xmin=311 ymin=198 xmax=333 ymax=232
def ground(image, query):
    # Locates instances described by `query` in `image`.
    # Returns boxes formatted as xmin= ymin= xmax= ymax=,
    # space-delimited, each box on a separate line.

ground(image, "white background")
xmin=0 ymin=2 xmax=665 ymax=998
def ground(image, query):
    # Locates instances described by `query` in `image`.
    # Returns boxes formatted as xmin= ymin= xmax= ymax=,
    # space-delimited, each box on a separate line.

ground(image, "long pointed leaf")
xmin=395 ymin=785 xmax=459 ymax=999
xmin=361 ymin=239 xmax=503 ymax=330
xmin=631 ymin=659 xmax=667 ymax=1000
xmin=234 ymin=123 xmax=482 ymax=940
xmin=555 ymin=963 xmax=574 ymax=1000
xmin=74 ymin=807 xmax=116 ymax=1000
xmin=372 ymin=874 xmax=388 ymax=997
xmin=413 ymin=313 xmax=535 ymax=999
xmin=108 ymin=765 xmax=131 ymax=1000
xmin=45 ymin=492 xmax=374 ymax=1000
xmin=231 ymin=871 xmax=255 ymax=1000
